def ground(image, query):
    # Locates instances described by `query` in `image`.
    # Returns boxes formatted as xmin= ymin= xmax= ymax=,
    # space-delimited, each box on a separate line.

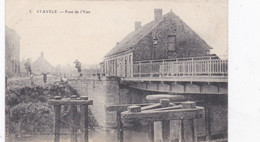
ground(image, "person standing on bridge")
xmin=97 ymin=72 xmax=101 ymax=81
xmin=74 ymin=59 xmax=83 ymax=77
xmin=42 ymin=72 xmax=48 ymax=84
xmin=24 ymin=58 xmax=32 ymax=77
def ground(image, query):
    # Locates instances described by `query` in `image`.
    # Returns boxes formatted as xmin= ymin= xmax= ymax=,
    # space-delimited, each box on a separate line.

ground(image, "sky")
xmin=6 ymin=0 xmax=228 ymax=66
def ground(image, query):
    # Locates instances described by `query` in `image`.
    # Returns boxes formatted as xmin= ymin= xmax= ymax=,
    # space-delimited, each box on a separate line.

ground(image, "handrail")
xmin=93 ymin=56 xmax=228 ymax=80
xmin=130 ymin=58 xmax=228 ymax=78
xmin=133 ymin=55 xmax=219 ymax=64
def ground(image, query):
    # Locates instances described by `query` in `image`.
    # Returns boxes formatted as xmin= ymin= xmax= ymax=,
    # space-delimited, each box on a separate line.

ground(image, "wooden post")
xmin=80 ymin=96 xmax=89 ymax=142
xmin=176 ymin=59 xmax=179 ymax=76
xmin=162 ymin=120 xmax=170 ymax=142
xmin=49 ymin=96 xmax=93 ymax=142
xmin=70 ymin=95 xmax=78 ymax=142
xmin=179 ymin=101 xmax=197 ymax=142
xmin=151 ymin=61 xmax=153 ymax=77
xmin=162 ymin=60 xmax=165 ymax=76
xmin=117 ymin=111 xmax=124 ymax=142
xmin=80 ymin=105 xmax=84 ymax=139
xmin=160 ymin=99 xmax=170 ymax=142
xmin=180 ymin=119 xmax=185 ymax=142
xmin=191 ymin=58 xmax=194 ymax=76
xmin=190 ymin=119 xmax=197 ymax=142
xmin=209 ymin=57 xmax=212 ymax=76
xmin=139 ymin=62 xmax=141 ymax=78
xmin=183 ymin=61 xmax=185 ymax=76
xmin=205 ymin=103 xmax=212 ymax=141
xmin=83 ymin=104 xmax=89 ymax=142
xmin=53 ymin=96 xmax=62 ymax=142
xmin=170 ymin=120 xmax=180 ymax=142
xmin=148 ymin=121 xmax=154 ymax=142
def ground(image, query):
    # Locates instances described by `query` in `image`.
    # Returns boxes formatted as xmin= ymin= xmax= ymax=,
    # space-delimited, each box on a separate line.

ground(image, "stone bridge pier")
xmin=68 ymin=79 xmax=148 ymax=128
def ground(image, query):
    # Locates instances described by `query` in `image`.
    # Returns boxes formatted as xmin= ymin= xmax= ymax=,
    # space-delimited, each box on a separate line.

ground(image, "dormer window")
xmin=168 ymin=35 xmax=176 ymax=51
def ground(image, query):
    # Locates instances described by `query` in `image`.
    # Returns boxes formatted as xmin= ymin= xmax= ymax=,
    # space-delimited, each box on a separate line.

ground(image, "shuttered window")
xmin=168 ymin=35 xmax=176 ymax=51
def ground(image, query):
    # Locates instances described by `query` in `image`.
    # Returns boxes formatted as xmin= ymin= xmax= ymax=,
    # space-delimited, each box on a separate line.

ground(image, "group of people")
xmin=22 ymin=59 xmax=102 ymax=84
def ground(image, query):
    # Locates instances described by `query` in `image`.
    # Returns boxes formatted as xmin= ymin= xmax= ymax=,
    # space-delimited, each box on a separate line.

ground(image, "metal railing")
xmin=128 ymin=56 xmax=228 ymax=78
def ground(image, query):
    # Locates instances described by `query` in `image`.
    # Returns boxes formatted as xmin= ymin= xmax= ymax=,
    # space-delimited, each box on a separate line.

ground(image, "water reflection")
xmin=7 ymin=129 xmax=150 ymax=142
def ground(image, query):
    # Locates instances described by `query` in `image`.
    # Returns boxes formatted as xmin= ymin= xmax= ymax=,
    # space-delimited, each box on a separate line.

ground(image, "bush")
xmin=6 ymin=83 xmax=79 ymax=108
xmin=9 ymin=103 xmax=53 ymax=135
xmin=6 ymin=82 xmax=97 ymax=136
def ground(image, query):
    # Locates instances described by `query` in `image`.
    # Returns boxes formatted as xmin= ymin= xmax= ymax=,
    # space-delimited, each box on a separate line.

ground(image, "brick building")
xmin=5 ymin=27 xmax=20 ymax=77
xmin=104 ymin=9 xmax=212 ymax=77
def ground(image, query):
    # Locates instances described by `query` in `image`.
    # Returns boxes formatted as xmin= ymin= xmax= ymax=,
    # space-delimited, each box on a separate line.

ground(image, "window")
xmin=168 ymin=35 xmax=176 ymax=51
xmin=129 ymin=55 xmax=132 ymax=63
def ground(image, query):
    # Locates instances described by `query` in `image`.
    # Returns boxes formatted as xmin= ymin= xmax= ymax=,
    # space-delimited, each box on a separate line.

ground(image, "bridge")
xmin=65 ymin=56 xmax=228 ymax=141
xmin=104 ymin=56 xmax=228 ymax=95
xmin=68 ymin=56 xmax=228 ymax=95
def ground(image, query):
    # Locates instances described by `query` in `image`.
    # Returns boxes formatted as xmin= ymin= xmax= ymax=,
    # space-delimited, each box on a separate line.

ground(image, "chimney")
xmin=135 ymin=21 xmax=142 ymax=31
xmin=154 ymin=9 xmax=162 ymax=21
xmin=41 ymin=52 xmax=44 ymax=58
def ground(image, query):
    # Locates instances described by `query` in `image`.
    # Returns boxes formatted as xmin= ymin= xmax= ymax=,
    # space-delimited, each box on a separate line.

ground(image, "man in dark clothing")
xmin=74 ymin=59 xmax=83 ymax=77
xmin=42 ymin=72 xmax=48 ymax=83
xmin=24 ymin=59 xmax=32 ymax=76
xmin=97 ymin=72 xmax=101 ymax=80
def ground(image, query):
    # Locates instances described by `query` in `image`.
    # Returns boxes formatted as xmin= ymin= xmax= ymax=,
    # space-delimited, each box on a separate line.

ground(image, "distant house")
xmin=5 ymin=27 xmax=20 ymax=78
xmin=104 ymin=9 xmax=212 ymax=77
xmin=32 ymin=52 xmax=54 ymax=73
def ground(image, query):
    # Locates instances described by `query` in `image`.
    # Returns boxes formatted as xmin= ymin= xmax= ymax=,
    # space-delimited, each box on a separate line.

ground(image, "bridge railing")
xmin=131 ymin=56 xmax=228 ymax=78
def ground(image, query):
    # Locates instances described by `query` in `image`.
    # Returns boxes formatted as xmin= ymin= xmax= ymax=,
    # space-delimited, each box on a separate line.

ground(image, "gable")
xmin=105 ymin=21 xmax=161 ymax=58
xmin=105 ymin=11 xmax=212 ymax=58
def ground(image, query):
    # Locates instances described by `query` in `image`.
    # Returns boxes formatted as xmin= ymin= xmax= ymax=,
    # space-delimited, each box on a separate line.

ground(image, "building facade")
xmin=104 ymin=9 xmax=212 ymax=77
xmin=5 ymin=27 xmax=20 ymax=77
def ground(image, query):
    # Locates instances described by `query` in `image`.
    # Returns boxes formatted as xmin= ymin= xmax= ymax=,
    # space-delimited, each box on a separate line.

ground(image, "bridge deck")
xmin=121 ymin=76 xmax=228 ymax=83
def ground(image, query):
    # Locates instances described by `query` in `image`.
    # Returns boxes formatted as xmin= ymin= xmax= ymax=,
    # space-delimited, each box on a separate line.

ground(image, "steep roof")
xmin=32 ymin=53 xmax=54 ymax=73
xmin=5 ymin=26 xmax=20 ymax=40
xmin=105 ymin=19 xmax=160 ymax=58
xmin=105 ymin=11 xmax=212 ymax=58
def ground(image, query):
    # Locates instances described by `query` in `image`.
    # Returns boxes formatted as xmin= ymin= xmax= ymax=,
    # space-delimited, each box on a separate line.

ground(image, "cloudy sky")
xmin=6 ymin=0 xmax=227 ymax=66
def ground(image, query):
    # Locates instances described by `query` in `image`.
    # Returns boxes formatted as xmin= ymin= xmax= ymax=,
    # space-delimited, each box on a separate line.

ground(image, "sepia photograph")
xmin=5 ymin=0 xmax=228 ymax=142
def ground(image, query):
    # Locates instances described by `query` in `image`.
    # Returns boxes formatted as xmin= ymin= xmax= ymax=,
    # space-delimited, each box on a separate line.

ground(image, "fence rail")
xmin=131 ymin=57 xmax=228 ymax=78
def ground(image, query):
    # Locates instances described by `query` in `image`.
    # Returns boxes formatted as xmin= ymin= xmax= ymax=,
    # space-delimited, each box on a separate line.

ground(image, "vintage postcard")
xmin=5 ymin=0 xmax=228 ymax=142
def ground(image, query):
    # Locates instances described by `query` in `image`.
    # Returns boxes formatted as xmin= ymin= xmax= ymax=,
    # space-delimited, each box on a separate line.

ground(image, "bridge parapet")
xmin=106 ymin=56 xmax=228 ymax=82
xmin=132 ymin=56 xmax=228 ymax=79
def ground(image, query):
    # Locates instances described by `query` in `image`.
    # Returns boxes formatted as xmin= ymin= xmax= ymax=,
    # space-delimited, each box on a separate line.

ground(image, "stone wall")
xmin=69 ymin=80 xmax=118 ymax=128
